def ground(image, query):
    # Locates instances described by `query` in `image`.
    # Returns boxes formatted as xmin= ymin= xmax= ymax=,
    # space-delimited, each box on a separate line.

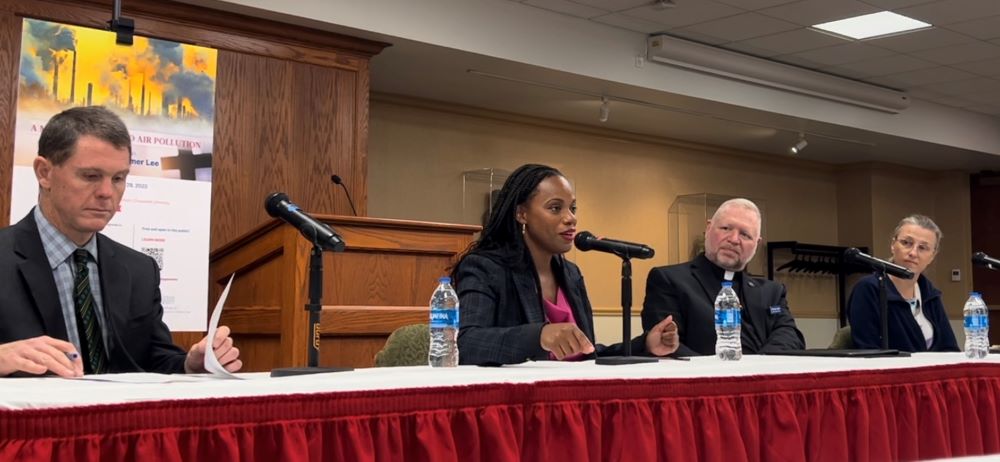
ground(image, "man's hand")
xmin=184 ymin=325 xmax=242 ymax=373
xmin=645 ymin=315 xmax=679 ymax=356
xmin=0 ymin=336 xmax=83 ymax=378
xmin=540 ymin=322 xmax=595 ymax=360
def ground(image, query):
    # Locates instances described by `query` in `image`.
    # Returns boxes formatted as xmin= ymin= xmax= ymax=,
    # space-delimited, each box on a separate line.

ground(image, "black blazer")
xmin=642 ymin=253 xmax=805 ymax=356
xmin=0 ymin=211 xmax=186 ymax=374
xmin=455 ymin=251 xmax=645 ymax=365
xmin=848 ymin=273 xmax=959 ymax=352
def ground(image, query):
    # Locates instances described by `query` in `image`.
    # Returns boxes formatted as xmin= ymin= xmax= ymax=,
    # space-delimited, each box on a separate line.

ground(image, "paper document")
xmin=73 ymin=373 xmax=213 ymax=384
xmin=204 ymin=274 xmax=242 ymax=379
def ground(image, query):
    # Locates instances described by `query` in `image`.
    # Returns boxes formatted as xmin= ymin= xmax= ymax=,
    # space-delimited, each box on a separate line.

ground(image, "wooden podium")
xmin=208 ymin=215 xmax=479 ymax=371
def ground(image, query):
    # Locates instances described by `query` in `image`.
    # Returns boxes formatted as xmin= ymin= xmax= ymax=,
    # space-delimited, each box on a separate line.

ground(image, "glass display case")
xmin=667 ymin=193 xmax=767 ymax=276
xmin=461 ymin=168 xmax=510 ymax=227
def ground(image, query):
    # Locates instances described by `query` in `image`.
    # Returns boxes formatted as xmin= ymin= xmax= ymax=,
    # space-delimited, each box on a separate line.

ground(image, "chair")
xmin=828 ymin=325 xmax=853 ymax=349
xmin=374 ymin=323 xmax=430 ymax=367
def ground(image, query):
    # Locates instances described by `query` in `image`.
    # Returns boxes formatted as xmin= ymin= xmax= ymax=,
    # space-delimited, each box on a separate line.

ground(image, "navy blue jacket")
xmin=848 ymin=273 xmax=959 ymax=352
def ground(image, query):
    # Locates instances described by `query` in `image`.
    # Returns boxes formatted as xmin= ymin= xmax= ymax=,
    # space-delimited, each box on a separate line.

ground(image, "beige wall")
xmin=367 ymin=96 xmax=973 ymax=346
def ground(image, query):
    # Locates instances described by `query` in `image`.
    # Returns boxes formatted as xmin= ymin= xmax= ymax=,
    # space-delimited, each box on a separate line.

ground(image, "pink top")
xmin=544 ymin=287 xmax=586 ymax=361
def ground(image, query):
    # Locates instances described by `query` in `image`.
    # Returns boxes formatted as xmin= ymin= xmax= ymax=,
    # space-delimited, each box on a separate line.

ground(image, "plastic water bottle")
xmin=429 ymin=276 xmax=460 ymax=367
xmin=964 ymin=291 xmax=989 ymax=359
xmin=715 ymin=281 xmax=742 ymax=361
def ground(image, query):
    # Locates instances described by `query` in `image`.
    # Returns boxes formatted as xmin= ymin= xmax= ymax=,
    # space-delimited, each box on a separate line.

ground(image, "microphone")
xmin=330 ymin=174 xmax=358 ymax=217
xmin=574 ymin=231 xmax=654 ymax=260
xmin=265 ymin=192 xmax=346 ymax=252
xmin=843 ymin=247 xmax=914 ymax=279
xmin=973 ymin=252 xmax=1000 ymax=271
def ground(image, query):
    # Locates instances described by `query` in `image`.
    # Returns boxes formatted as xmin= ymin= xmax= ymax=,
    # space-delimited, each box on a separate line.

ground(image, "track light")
xmin=599 ymin=97 xmax=610 ymax=123
xmin=790 ymin=134 xmax=808 ymax=154
xmin=652 ymin=0 xmax=676 ymax=9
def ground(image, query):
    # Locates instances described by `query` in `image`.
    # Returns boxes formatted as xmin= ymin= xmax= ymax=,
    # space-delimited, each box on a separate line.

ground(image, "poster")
xmin=11 ymin=19 xmax=217 ymax=331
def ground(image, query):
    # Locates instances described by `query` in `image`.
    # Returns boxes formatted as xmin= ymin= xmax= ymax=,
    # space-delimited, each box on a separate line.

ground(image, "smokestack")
xmin=52 ymin=56 xmax=60 ymax=101
xmin=70 ymin=50 xmax=77 ymax=105
xmin=86 ymin=82 xmax=93 ymax=106
xmin=140 ymin=74 xmax=146 ymax=115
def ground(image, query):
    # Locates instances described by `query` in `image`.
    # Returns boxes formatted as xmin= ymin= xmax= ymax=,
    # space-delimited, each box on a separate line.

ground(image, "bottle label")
xmin=965 ymin=314 xmax=989 ymax=329
xmin=430 ymin=308 xmax=459 ymax=328
xmin=715 ymin=309 xmax=741 ymax=328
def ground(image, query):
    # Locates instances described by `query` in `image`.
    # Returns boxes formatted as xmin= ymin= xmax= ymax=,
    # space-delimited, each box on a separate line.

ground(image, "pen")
xmin=65 ymin=351 xmax=80 ymax=361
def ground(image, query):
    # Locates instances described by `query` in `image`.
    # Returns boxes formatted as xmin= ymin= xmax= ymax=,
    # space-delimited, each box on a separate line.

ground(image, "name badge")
xmin=769 ymin=305 xmax=782 ymax=315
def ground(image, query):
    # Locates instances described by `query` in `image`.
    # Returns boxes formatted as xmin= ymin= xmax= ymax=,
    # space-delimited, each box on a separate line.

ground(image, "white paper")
xmin=72 ymin=373 xmax=214 ymax=384
xmin=204 ymin=274 xmax=242 ymax=379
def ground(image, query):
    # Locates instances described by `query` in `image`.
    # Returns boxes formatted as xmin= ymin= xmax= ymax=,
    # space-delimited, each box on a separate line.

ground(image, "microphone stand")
xmin=596 ymin=256 xmax=657 ymax=365
xmin=877 ymin=266 xmax=889 ymax=350
xmin=271 ymin=243 xmax=354 ymax=376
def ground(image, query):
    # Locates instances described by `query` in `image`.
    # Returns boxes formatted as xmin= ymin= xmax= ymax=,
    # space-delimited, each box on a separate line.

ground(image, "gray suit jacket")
xmin=0 ymin=212 xmax=187 ymax=374
xmin=642 ymin=253 xmax=805 ymax=356
xmin=455 ymin=251 xmax=645 ymax=365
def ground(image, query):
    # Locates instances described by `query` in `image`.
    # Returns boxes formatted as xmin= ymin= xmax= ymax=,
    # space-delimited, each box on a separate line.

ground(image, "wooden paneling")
xmin=0 ymin=10 xmax=19 ymax=225
xmin=211 ymin=217 xmax=478 ymax=372
xmin=971 ymin=173 xmax=1000 ymax=344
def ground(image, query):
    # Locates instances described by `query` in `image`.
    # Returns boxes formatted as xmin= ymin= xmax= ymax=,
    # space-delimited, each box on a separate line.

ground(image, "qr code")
xmin=142 ymin=247 xmax=164 ymax=270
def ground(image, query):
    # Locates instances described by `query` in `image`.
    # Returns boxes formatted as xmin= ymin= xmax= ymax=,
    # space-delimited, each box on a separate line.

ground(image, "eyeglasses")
xmin=895 ymin=238 xmax=934 ymax=255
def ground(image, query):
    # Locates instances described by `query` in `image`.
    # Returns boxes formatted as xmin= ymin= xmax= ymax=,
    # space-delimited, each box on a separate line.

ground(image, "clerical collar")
xmin=702 ymin=253 xmax=742 ymax=285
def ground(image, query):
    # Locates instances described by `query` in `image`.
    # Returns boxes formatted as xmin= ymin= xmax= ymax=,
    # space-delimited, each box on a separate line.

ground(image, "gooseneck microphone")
xmin=265 ymin=192 xmax=345 ymax=252
xmin=973 ymin=252 xmax=1000 ymax=271
xmin=330 ymin=174 xmax=358 ymax=217
xmin=574 ymin=231 xmax=654 ymax=260
xmin=843 ymin=247 xmax=914 ymax=279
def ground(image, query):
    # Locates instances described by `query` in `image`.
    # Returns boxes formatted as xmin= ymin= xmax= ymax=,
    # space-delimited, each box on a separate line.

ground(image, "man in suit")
xmin=642 ymin=198 xmax=804 ymax=356
xmin=0 ymin=106 xmax=241 ymax=377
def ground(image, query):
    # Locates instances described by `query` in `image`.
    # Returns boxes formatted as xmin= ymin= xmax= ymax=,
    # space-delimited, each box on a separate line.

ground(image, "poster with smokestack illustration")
xmin=10 ymin=19 xmax=216 ymax=331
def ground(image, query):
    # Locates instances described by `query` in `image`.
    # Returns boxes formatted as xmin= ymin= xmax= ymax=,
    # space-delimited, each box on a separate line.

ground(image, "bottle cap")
xmin=970 ymin=291 xmax=981 ymax=297
xmin=439 ymin=276 xmax=451 ymax=284
xmin=721 ymin=281 xmax=733 ymax=288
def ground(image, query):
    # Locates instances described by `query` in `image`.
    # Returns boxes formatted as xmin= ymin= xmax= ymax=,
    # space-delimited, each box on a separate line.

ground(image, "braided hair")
xmin=452 ymin=164 xmax=564 ymax=276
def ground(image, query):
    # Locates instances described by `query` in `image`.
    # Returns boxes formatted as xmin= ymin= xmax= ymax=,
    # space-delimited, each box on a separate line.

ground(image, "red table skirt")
xmin=2 ymin=363 xmax=999 ymax=461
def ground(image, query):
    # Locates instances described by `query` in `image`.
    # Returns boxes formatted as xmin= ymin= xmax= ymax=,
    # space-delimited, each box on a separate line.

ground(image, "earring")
xmin=521 ymin=223 xmax=526 ymax=235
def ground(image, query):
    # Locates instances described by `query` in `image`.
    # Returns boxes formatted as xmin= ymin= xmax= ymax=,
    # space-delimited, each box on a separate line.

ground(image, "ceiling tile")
xmin=674 ymin=12 xmax=800 ymax=42
xmin=919 ymin=76 xmax=1000 ymax=96
xmin=592 ymin=13 xmax=670 ymax=33
xmin=943 ymin=16 xmax=1000 ymax=41
xmin=828 ymin=53 xmax=937 ymax=78
xmin=897 ymin=0 xmax=1000 ymax=25
xmin=624 ymin=0 xmax=743 ymax=28
xmin=523 ymin=0 xmax=609 ymax=18
xmin=758 ymin=0 xmax=880 ymax=26
xmin=874 ymin=66 xmax=979 ymax=86
xmin=571 ymin=0 xmax=654 ymax=11
xmin=910 ymin=40 xmax=1000 ymax=65
xmin=865 ymin=27 xmax=974 ymax=53
xmin=731 ymin=28 xmax=848 ymax=55
xmin=953 ymin=57 xmax=1000 ymax=77
xmin=712 ymin=0 xmax=799 ymax=10
xmin=858 ymin=0 xmax=937 ymax=8
xmin=786 ymin=42 xmax=897 ymax=66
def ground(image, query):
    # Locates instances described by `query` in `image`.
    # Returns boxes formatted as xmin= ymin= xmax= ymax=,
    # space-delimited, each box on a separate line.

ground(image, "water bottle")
xmin=429 ymin=276 xmax=460 ymax=367
xmin=964 ymin=291 xmax=989 ymax=359
xmin=714 ymin=281 xmax=742 ymax=361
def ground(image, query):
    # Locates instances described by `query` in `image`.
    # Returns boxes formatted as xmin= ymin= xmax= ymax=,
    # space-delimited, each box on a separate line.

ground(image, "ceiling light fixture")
xmin=646 ymin=35 xmax=910 ymax=113
xmin=790 ymin=134 xmax=808 ymax=154
xmin=652 ymin=0 xmax=676 ymax=10
xmin=812 ymin=11 xmax=930 ymax=40
xmin=599 ymin=97 xmax=610 ymax=123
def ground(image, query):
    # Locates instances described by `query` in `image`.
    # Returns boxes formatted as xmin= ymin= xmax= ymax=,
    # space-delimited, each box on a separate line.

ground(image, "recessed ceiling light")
xmin=812 ymin=11 xmax=931 ymax=40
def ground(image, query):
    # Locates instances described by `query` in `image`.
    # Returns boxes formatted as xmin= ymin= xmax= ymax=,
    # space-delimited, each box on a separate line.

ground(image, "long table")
xmin=2 ymin=354 xmax=999 ymax=461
